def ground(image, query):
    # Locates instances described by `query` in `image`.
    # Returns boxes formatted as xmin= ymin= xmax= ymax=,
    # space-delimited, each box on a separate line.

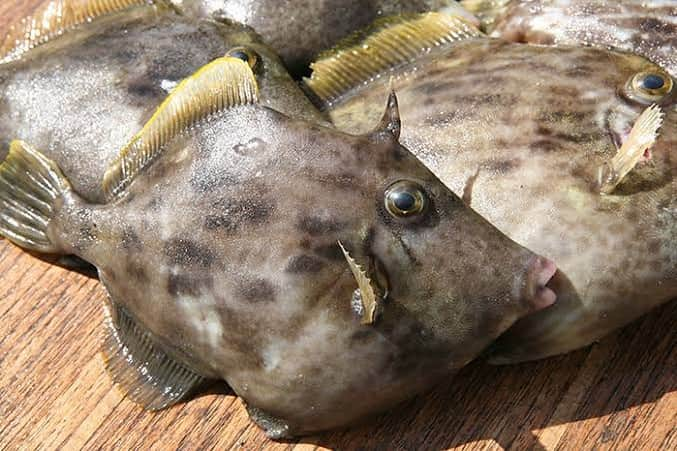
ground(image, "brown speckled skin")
xmin=171 ymin=0 xmax=459 ymax=74
xmin=321 ymin=39 xmax=677 ymax=363
xmin=487 ymin=0 xmax=677 ymax=76
xmin=0 ymin=4 xmax=323 ymax=203
xmin=48 ymin=104 xmax=550 ymax=435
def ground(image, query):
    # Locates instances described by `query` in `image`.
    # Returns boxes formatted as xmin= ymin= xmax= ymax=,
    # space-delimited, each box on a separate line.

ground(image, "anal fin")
xmin=102 ymin=300 xmax=205 ymax=410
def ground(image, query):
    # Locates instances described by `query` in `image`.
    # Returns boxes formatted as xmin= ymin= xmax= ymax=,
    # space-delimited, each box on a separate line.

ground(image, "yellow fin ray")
xmin=338 ymin=241 xmax=380 ymax=325
xmin=304 ymin=12 xmax=483 ymax=106
xmin=0 ymin=0 xmax=152 ymax=63
xmin=103 ymin=57 xmax=259 ymax=200
xmin=597 ymin=104 xmax=664 ymax=195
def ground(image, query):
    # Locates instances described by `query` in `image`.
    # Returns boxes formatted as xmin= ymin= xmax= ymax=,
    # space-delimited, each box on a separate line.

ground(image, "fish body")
xmin=463 ymin=0 xmax=677 ymax=76
xmin=0 ymin=1 xmax=323 ymax=203
xmin=0 ymin=57 xmax=557 ymax=436
xmin=169 ymin=0 xmax=472 ymax=73
xmin=305 ymin=16 xmax=676 ymax=363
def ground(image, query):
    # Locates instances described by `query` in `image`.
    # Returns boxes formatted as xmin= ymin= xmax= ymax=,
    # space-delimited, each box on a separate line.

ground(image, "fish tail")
xmin=0 ymin=140 xmax=71 ymax=253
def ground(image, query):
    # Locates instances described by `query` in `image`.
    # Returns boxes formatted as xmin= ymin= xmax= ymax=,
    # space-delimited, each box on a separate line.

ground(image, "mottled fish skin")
xmin=0 ymin=4 xmax=324 ymax=203
xmin=45 ymin=103 xmax=555 ymax=435
xmin=486 ymin=0 xmax=677 ymax=76
xmin=170 ymin=0 xmax=466 ymax=74
xmin=320 ymin=39 xmax=677 ymax=363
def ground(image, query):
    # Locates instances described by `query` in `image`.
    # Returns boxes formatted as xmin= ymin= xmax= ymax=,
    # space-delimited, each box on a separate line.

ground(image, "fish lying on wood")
xmin=168 ymin=0 xmax=477 ymax=74
xmin=0 ymin=56 xmax=559 ymax=437
xmin=461 ymin=0 xmax=677 ymax=76
xmin=304 ymin=12 xmax=676 ymax=364
xmin=0 ymin=0 xmax=323 ymax=203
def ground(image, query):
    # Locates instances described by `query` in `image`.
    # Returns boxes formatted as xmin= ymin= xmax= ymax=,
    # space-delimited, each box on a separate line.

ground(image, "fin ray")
xmin=0 ymin=140 xmax=70 ymax=252
xmin=102 ymin=299 xmax=205 ymax=410
xmin=305 ymin=12 xmax=483 ymax=106
xmin=102 ymin=56 xmax=259 ymax=200
xmin=597 ymin=104 xmax=664 ymax=194
xmin=0 ymin=0 xmax=151 ymax=64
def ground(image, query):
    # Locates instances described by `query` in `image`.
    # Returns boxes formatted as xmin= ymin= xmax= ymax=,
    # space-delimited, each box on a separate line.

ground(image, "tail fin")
xmin=0 ymin=140 xmax=71 ymax=253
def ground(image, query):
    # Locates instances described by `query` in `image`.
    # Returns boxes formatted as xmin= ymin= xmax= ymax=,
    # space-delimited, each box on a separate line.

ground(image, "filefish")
xmin=461 ymin=0 xmax=677 ymax=76
xmin=0 ymin=0 xmax=323 ymax=203
xmin=304 ymin=12 xmax=676 ymax=363
xmin=0 ymin=57 xmax=558 ymax=437
xmin=168 ymin=0 xmax=476 ymax=74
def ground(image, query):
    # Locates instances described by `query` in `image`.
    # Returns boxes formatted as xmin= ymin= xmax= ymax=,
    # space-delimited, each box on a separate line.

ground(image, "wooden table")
xmin=0 ymin=2 xmax=675 ymax=450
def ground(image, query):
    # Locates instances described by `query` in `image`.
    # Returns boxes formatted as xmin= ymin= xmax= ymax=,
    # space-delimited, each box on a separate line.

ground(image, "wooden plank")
xmin=0 ymin=2 xmax=675 ymax=450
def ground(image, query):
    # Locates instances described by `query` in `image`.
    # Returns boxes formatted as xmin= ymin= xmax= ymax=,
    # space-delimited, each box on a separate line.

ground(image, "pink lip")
xmin=526 ymin=255 xmax=558 ymax=311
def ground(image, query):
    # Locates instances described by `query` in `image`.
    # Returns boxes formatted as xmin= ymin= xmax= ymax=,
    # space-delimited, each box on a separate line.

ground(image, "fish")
xmin=0 ymin=0 xmax=324 ymax=204
xmin=304 ymin=12 xmax=677 ymax=363
xmin=168 ymin=0 xmax=477 ymax=74
xmin=461 ymin=0 xmax=677 ymax=76
xmin=0 ymin=56 xmax=559 ymax=437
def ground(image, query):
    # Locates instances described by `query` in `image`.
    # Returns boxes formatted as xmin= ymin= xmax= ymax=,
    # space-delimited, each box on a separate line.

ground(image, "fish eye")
xmin=384 ymin=180 xmax=427 ymax=218
xmin=626 ymin=70 xmax=673 ymax=103
xmin=226 ymin=47 xmax=260 ymax=71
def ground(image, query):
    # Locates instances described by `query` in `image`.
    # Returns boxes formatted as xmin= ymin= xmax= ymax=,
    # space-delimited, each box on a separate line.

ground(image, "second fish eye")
xmin=627 ymin=70 xmax=673 ymax=103
xmin=227 ymin=47 xmax=260 ymax=71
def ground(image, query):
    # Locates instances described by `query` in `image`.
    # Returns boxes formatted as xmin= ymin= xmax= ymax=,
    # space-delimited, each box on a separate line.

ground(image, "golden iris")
xmin=385 ymin=180 xmax=427 ymax=218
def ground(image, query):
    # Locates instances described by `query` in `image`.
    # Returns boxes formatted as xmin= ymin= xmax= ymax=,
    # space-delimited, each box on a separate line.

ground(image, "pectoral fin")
xmin=596 ymin=104 xmax=664 ymax=195
xmin=102 ymin=299 xmax=205 ymax=410
xmin=338 ymin=241 xmax=381 ymax=325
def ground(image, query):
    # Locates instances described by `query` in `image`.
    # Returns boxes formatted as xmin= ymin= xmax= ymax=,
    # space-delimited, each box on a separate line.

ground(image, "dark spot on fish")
xmin=350 ymin=329 xmax=373 ymax=344
xmin=639 ymin=18 xmax=666 ymax=32
xmin=205 ymin=198 xmax=274 ymax=233
xmin=484 ymin=159 xmax=521 ymax=174
xmin=530 ymin=139 xmax=562 ymax=153
xmin=121 ymin=228 xmax=143 ymax=252
xmin=539 ymin=111 xmax=587 ymax=123
xmin=238 ymin=278 xmax=276 ymax=303
xmin=313 ymin=243 xmax=345 ymax=261
xmin=457 ymin=94 xmax=511 ymax=106
xmin=167 ymin=273 xmax=213 ymax=297
xmin=145 ymin=197 xmax=163 ymax=212
xmin=190 ymin=169 xmax=240 ymax=193
xmin=164 ymin=239 xmax=215 ymax=268
xmin=424 ymin=111 xmax=458 ymax=127
xmin=126 ymin=77 xmax=162 ymax=102
xmin=647 ymin=240 xmax=661 ymax=253
xmin=552 ymin=131 xmax=599 ymax=144
xmin=298 ymin=216 xmax=344 ymax=235
xmin=127 ymin=261 xmax=149 ymax=284
xmin=537 ymin=126 xmax=553 ymax=137
xmin=564 ymin=66 xmax=593 ymax=78
xmin=626 ymin=209 xmax=640 ymax=222
xmin=550 ymin=85 xmax=580 ymax=98
xmin=286 ymin=255 xmax=325 ymax=274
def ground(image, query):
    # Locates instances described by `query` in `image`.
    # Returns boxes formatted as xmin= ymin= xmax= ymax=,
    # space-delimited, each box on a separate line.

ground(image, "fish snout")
xmin=521 ymin=255 xmax=558 ymax=312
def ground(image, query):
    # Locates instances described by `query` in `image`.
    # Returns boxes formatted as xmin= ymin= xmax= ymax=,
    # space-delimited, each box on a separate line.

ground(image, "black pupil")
xmin=642 ymin=74 xmax=665 ymax=90
xmin=231 ymin=50 xmax=250 ymax=63
xmin=393 ymin=191 xmax=417 ymax=212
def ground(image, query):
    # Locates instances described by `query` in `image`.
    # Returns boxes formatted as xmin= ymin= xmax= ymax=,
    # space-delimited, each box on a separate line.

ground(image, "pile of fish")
xmin=0 ymin=0 xmax=673 ymax=439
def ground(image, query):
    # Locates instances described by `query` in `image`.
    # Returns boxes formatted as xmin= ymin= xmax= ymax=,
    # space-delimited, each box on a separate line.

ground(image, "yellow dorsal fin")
xmin=304 ymin=12 xmax=483 ymax=106
xmin=0 ymin=0 xmax=154 ymax=64
xmin=102 ymin=56 xmax=259 ymax=200
xmin=460 ymin=0 xmax=512 ymax=32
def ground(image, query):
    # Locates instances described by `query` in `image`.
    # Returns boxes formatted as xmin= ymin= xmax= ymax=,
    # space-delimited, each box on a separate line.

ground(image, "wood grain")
xmin=0 ymin=2 xmax=675 ymax=450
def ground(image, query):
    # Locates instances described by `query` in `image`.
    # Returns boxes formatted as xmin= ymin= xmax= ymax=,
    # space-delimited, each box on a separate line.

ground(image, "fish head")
xmin=324 ymin=93 xmax=558 ymax=367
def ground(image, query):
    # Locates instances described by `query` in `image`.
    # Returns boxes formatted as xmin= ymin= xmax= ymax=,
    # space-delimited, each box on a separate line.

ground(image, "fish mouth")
xmin=523 ymin=255 xmax=558 ymax=312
